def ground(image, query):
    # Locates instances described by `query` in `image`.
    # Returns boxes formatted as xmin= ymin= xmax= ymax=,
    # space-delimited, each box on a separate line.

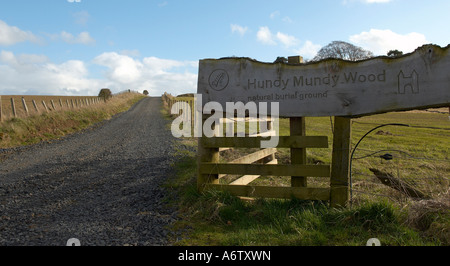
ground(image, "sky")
xmin=0 ymin=0 xmax=449 ymax=96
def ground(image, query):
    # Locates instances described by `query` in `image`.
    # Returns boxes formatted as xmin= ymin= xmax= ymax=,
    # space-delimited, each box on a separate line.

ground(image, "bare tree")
xmin=312 ymin=41 xmax=374 ymax=62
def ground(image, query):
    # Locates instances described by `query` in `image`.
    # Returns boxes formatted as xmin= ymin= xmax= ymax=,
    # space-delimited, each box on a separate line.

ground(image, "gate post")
xmin=288 ymin=56 xmax=307 ymax=188
xmin=330 ymin=117 xmax=352 ymax=208
xmin=290 ymin=117 xmax=307 ymax=187
xmin=197 ymin=114 xmax=220 ymax=192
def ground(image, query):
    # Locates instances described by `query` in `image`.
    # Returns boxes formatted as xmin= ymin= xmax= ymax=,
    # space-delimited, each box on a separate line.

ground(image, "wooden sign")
xmin=197 ymin=44 xmax=450 ymax=117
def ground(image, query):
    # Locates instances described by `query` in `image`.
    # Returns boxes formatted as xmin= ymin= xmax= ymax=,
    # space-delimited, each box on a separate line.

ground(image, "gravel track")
xmin=0 ymin=97 xmax=180 ymax=246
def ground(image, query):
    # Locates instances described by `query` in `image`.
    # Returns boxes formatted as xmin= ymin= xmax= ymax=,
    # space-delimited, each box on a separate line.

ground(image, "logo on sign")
xmin=398 ymin=70 xmax=419 ymax=94
xmin=209 ymin=69 xmax=229 ymax=91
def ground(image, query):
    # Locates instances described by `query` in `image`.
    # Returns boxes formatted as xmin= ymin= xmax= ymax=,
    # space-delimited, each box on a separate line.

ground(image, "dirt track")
xmin=0 ymin=97 xmax=179 ymax=246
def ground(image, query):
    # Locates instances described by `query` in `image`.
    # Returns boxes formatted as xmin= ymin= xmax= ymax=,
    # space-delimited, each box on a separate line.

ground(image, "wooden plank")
xmin=330 ymin=117 xmax=352 ymax=208
xmin=290 ymin=117 xmax=307 ymax=187
xmin=230 ymin=159 xmax=278 ymax=185
xmin=206 ymin=184 xmax=330 ymax=201
xmin=248 ymin=130 xmax=276 ymax=137
xmin=228 ymin=148 xmax=277 ymax=164
xmin=229 ymin=175 xmax=260 ymax=186
xmin=201 ymin=136 xmax=328 ymax=148
xmin=200 ymin=163 xmax=330 ymax=177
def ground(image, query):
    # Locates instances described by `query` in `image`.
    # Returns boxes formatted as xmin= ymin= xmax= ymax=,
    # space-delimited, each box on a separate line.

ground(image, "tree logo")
xmin=209 ymin=69 xmax=229 ymax=91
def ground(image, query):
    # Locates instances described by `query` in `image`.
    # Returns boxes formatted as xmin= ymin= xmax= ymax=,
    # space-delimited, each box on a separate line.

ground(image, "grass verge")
xmin=0 ymin=93 xmax=146 ymax=149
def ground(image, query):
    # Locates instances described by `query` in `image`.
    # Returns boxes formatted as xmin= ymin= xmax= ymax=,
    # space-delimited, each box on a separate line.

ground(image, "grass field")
xmin=163 ymin=105 xmax=449 ymax=246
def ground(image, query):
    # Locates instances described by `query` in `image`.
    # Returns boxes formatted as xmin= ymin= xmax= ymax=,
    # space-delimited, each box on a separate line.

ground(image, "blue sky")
xmin=0 ymin=0 xmax=449 ymax=96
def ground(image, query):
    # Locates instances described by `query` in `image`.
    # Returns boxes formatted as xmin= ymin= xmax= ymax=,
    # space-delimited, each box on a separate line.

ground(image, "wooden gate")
xmin=197 ymin=114 xmax=352 ymax=207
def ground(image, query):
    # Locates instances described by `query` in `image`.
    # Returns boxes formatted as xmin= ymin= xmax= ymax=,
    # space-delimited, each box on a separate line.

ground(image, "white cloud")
xmin=231 ymin=24 xmax=248 ymax=36
xmin=93 ymin=52 xmax=143 ymax=84
xmin=93 ymin=52 xmax=198 ymax=95
xmin=0 ymin=50 xmax=98 ymax=95
xmin=270 ymin=11 xmax=293 ymax=23
xmin=67 ymin=0 xmax=82 ymax=3
xmin=59 ymin=31 xmax=96 ymax=45
xmin=293 ymin=41 xmax=322 ymax=60
xmin=120 ymin=49 xmax=141 ymax=58
xmin=276 ymin=32 xmax=300 ymax=48
xmin=257 ymin=26 xmax=301 ymax=49
xmin=257 ymin=26 xmax=277 ymax=46
xmin=349 ymin=29 xmax=428 ymax=55
xmin=0 ymin=20 xmax=39 ymax=46
xmin=0 ymin=51 xmax=49 ymax=66
xmin=0 ymin=50 xmax=198 ymax=96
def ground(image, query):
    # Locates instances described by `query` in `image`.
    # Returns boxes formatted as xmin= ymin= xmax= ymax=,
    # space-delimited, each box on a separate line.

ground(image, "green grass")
xmin=162 ymin=104 xmax=449 ymax=246
xmin=167 ymin=141 xmax=446 ymax=246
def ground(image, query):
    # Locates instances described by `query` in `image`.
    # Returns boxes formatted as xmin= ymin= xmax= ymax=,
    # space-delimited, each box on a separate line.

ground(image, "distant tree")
xmin=312 ymin=41 xmax=374 ymax=62
xmin=387 ymin=49 xmax=404 ymax=57
xmin=98 ymin=88 xmax=112 ymax=100
xmin=143 ymin=90 xmax=149 ymax=96
xmin=274 ymin=57 xmax=288 ymax=64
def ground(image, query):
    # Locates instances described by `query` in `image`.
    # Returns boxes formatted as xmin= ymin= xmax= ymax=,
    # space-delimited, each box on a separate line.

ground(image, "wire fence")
xmin=348 ymin=116 xmax=449 ymax=205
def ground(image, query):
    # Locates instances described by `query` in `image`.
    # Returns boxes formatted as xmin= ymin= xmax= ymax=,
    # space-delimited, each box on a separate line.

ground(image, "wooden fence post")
xmin=50 ymin=100 xmax=56 ymax=111
xmin=288 ymin=56 xmax=307 ymax=187
xmin=0 ymin=95 xmax=3 ymax=122
xmin=11 ymin=98 xmax=17 ymax=118
xmin=42 ymin=101 xmax=49 ymax=113
xmin=330 ymin=116 xmax=352 ymax=208
xmin=59 ymin=99 xmax=63 ymax=108
xmin=198 ymin=114 xmax=220 ymax=191
xmin=22 ymin=97 xmax=29 ymax=116
xmin=32 ymin=100 xmax=39 ymax=113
